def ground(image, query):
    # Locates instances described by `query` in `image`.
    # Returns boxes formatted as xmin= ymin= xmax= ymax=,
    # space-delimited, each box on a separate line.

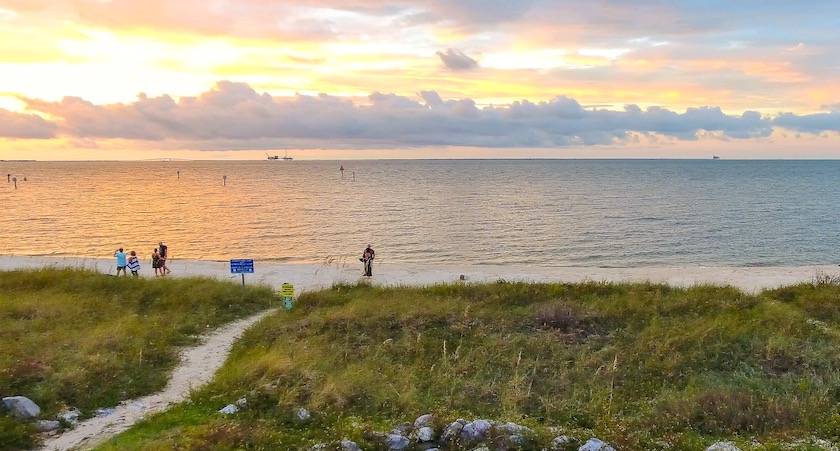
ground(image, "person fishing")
xmin=360 ymin=244 xmax=375 ymax=277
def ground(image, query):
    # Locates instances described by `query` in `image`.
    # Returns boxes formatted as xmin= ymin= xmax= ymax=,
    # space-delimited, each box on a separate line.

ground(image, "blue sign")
xmin=230 ymin=259 xmax=254 ymax=274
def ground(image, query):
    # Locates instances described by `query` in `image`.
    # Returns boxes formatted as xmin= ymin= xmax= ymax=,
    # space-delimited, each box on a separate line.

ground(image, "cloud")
xmin=774 ymin=110 xmax=840 ymax=133
xmin=436 ymin=48 xmax=479 ymax=71
xmin=0 ymin=108 xmax=56 ymax=138
xmin=19 ymin=80 xmax=823 ymax=149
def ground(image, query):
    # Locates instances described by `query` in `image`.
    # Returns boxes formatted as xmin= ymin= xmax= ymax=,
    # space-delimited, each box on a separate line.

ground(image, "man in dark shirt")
xmin=361 ymin=245 xmax=375 ymax=277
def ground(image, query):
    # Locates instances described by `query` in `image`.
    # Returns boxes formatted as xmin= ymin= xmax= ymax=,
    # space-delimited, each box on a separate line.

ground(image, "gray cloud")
xmin=436 ymin=48 xmax=479 ymax=71
xmin=15 ymin=81 xmax=840 ymax=149
xmin=774 ymin=110 xmax=840 ymax=133
xmin=0 ymin=108 xmax=56 ymax=139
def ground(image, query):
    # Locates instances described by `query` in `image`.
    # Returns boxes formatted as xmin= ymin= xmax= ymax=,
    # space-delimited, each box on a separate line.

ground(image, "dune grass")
xmin=0 ymin=268 xmax=275 ymax=449
xmin=99 ymin=280 xmax=840 ymax=450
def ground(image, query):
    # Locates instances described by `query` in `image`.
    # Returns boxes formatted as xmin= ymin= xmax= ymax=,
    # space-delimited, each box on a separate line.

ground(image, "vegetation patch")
xmin=99 ymin=281 xmax=840 ymax=450
xmin=0 ymin=268 xmax=275 ymax=449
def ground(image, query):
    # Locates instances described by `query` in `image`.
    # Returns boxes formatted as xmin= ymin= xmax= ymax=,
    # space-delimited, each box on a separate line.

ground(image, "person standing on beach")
xmin=114 ymin=248 xmax=127 ymax=276
xmin=152 ymin=248 xmax=161 ymax=276
xmin=127 ymin=251 xmax=141 ymax=277
xmin=360 ymin=244 xmax=375 ymax=277
xmin=158 ymin=241 xmax=171 ymax=275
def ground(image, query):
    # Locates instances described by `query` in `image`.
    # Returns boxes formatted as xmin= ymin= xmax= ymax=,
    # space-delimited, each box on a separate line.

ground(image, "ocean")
xmin=1 ymin=160 xmax=838 ymax=267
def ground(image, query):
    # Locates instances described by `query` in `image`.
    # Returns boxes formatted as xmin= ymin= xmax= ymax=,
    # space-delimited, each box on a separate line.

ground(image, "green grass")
xmin=0 ymin=269 xmax=275 ymax=449
xmin=98 ymin=280 xmax=840 ymax=450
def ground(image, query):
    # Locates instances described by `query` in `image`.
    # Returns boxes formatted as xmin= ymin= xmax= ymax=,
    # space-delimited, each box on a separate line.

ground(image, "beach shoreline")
xmin=2 ymin=255 xmax=837 ymax=293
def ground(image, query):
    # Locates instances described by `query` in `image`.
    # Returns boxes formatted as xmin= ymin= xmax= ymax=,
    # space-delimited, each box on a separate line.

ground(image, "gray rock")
xmin=471 ymin=447 xmax=490 ymax=451
xmin=295 ymin=407 xmax=312 ymax=423
xmin=57 ymin=408 xmax=81 ymax=425
xmin=340 ymin=439 xmax=362 ymax=451
xmin=441 ymin=419 xmax=466 ymax=443
xmin=414 ymin=413 xmax=435 ymax=429
xmin=35 ymin=420 xmax=61 ymax=432
xmin=385 ymin=433 xmax=410 ymax=450
xmin=415 ymin=426 xmax=435 ymax=442
xmin=311 ymin=444 xmax=329 ymax=451
xmin=218 ymin=404 xmax=238 ymax=414
xmin=496 ymin=421 xmax=533 ymax=436
xmin=508 ymin=434 xmax=528 ymax=447
xmin=551 ymin=435 xmax=574 ymax=449
xmin=391 ymin=423 xmax=413 ymax=436
xmin=2 ymin=396 xmax=41 ymax=419
xmin=706 ymin=442 xmax=741 ymax=451
xmin=579 ymin=438 xmax=616 ymax=451
xmin=235 ymin=397 xmax=248 ymax=407
xmin=460 ymin=419 xmax=492 ymax=444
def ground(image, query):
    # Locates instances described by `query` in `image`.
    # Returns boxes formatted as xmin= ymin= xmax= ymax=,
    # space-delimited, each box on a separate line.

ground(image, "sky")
xmin=0 ymin=0 xmax=838 ymax=160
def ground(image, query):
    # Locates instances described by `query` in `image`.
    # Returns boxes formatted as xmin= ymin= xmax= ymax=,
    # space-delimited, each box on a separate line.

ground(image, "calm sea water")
xmin=0 ymin=160 xmax=838 ymax=267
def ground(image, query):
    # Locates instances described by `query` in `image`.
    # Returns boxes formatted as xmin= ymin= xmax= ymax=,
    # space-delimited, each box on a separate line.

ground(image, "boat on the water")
xmin=712 ymin=155 xmax=720 ymax=160
xmin=266 ymin=152 xmax=293 ymax=160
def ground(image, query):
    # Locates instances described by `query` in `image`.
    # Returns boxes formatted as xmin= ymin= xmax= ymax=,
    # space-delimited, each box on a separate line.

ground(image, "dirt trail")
xmin=40 ymin=309 xmax=277 ymax=451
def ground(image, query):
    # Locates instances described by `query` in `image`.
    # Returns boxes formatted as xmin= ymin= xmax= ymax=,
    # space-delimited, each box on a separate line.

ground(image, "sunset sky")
xmin=0 ymin=0 xmax=838 ymax=160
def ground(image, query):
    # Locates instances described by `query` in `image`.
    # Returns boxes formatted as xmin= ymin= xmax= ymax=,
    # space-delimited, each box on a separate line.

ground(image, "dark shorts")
xmin=117 ymin=265 xmax=126 ymax=270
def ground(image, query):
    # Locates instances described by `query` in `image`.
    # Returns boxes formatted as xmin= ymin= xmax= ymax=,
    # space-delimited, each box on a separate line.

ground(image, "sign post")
xmin=280 ymin=282 xmax=295 ymax=310
xmin=230 ymin=259 xmax=254 ymax=286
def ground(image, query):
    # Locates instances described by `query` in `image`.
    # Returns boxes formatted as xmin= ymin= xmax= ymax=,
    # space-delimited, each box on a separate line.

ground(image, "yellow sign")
xmin=280 ymin=283 xmax=295 ymax=298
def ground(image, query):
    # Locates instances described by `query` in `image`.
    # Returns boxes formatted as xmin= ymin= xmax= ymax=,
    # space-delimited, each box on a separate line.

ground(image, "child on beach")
xmin=152 ymin=248 xmax=161 ymax=277
xmin=127 ymin=251 xmax=141 ymax=277
xmin=114 ymin=248 xmax=127 ymax=276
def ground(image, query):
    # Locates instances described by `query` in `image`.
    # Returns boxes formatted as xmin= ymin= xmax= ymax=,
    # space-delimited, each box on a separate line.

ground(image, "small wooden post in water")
xmin=177 ymin=169 xmax=180 ymax=179
xmin=223 ymin=175 xmax=227 ymax=186
xmin=11 ymin=176 xmax=16 ymax=189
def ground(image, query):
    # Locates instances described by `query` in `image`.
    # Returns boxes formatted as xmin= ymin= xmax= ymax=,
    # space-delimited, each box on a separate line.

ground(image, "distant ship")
xmin=712 ymin=155 xmax=720 ymax=160
xmin=266 ymin=152 xmax=293 ymax=161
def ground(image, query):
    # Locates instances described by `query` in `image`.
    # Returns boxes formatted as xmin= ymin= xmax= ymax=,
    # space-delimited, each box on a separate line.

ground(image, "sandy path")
xmin=39 ymin=309 xmax=276 ymax=451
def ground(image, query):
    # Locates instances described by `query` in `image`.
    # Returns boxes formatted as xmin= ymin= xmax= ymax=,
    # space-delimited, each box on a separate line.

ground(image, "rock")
xmin=460 ymin=419 xmax=492 ymax=445
xmin=706 ymin=442 xmax=741 ymax=451
xmin=218 ymin=404 xmax=238 ymax=415
xmin=551 ymin=435 xmax=574 ymax=449
xmin=311 ymin=444 xmax=329 ymax=451
xmin=235 ymin=397 xmax=248 ymax=407
xmin=35 ymin=420 xmax=61 ymax=432
xmin=295 ymin=407 xmax=312 ymax=423
xmin=385 ymin=433 xmax=410 ymax=450
xmin=391 ymin=422 xmax=413 ymax=436
xmin=471 ymin=447 xmax=490 ymax=451
xmin=508 ymin=434 xmax=528 ymax=447
xmin=2 ymin=396 xmax=41 ymax=419
xmin=579 ymin=438 xmax=616 ymax=451
xmin=415 ymin=426 xmax=435 ymax=442
xmin=441 ymin=419 xmax=466 ymax=443
xmin=95 ymin=407 xmax=115 ymax=417
xmin=414 ymin=413 xmax=435 ymax=429
xmin=496 ymin=421 xmax=533 ymax=436
xmin=57 ymin=408 xmax=81 ymax=425
xmin=340 ymin=439 xmax=362 ymax=451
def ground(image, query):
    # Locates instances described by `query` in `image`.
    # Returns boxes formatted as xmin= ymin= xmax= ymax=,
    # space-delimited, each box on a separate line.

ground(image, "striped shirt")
xmin=127 ymin=256 xmax=141 ymax=272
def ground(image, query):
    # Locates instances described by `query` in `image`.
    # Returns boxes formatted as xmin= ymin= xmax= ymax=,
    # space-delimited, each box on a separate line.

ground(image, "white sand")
xmin=2 ymin=255 xmax=838 ymax=293
xmin=39 ymin=309 xmax=275 ymax=451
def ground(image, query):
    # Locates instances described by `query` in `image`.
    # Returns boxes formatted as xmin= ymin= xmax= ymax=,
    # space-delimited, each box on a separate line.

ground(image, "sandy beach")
xmin=2 ymin=255 xmax=837 ymax=293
